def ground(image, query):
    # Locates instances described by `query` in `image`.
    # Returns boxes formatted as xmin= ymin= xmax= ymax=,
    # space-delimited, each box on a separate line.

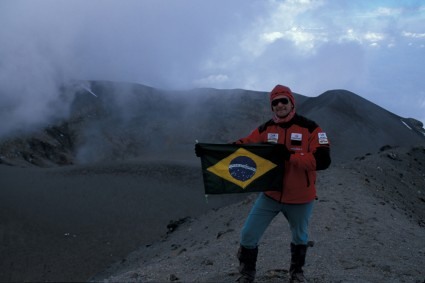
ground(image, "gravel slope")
xmin=92 ymin=144 xmax=425 ymax=283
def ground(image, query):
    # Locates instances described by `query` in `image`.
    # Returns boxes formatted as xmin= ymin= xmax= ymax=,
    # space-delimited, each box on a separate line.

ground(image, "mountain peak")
xmin=0 ymin=81 xmax=424 ymax=167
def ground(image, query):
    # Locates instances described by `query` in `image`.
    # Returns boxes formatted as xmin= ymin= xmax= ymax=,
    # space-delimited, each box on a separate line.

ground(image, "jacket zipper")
xmin=305 ymin=170 xmax=310 ymax=187
xmin=280 ymin=128 xmax=287 ymax=203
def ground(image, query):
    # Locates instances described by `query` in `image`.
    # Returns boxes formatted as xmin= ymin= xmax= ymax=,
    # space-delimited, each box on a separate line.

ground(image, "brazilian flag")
xmin=198 ymin=143 xmax=284 ymax=194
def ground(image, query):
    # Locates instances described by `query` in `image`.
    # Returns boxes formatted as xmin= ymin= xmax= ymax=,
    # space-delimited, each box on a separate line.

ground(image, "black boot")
xmin=236 ymin=245 xmax=258 ymax=283
xmin=289 ymin=243 xmax=308 ymax=283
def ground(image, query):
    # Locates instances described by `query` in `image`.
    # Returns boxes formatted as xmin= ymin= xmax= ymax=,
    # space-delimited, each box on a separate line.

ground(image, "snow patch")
xmin=401 ymin=120 xmax=412 ymax=130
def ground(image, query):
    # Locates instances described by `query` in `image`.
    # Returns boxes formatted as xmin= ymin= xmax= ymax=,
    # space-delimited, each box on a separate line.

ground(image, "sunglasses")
xmin=271 ymin=97 xmax=289 ymax=106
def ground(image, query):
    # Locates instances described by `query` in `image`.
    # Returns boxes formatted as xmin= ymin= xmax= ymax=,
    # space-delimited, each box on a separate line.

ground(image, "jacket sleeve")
xmin=233 ymin=128 xmax=262 ymax=144
xmin=289 ymin=127 xmax=331 ymax=171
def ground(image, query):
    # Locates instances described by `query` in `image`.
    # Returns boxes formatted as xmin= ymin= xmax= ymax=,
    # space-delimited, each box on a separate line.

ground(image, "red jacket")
xmin=236 ymin=114 xmax=331 ymax=203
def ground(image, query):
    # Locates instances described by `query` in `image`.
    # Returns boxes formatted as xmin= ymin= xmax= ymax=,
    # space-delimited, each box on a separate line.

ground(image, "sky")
xmin=0 ymin=0 xmax=424 ymax=137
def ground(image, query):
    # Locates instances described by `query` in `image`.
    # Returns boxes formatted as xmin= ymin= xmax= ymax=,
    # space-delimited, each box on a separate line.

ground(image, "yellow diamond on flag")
xmin=207 ymin=148 xmax=277 ymax=189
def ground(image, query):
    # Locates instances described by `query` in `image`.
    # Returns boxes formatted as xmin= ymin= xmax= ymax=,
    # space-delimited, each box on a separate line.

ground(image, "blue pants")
xmin=240 ymin=193 xmax=314 ymax=249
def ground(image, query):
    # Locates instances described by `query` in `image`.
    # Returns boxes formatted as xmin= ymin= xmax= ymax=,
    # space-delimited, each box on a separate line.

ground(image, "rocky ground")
xmin=91 ymin=144 xmax=425 ymax=283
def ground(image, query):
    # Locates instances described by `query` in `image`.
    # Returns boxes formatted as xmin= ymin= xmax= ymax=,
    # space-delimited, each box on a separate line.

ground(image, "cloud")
xmin=237 ymin=0 xmax=328 ymax=56
xmin=0 ymin=1 xmax=83 ymax=137
xmin=0 ymin=0 xmax=424 ymax=138
xmin=364 ymin=32 xmax=386 ymax=43
xmin=193 ymin=74 xmax=229 ymax=87
xmin=262 ymin=32 xmax=285 ymax=43
xmin=402 ymin=31 xmax=425 ymax=39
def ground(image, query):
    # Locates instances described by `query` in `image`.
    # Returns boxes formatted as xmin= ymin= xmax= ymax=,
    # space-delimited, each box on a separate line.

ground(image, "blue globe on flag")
xmin=228 ymin=156 xmax=257 ymax=181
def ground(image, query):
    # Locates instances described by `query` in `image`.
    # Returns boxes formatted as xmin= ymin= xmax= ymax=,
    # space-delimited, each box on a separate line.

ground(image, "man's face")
xmin=271 ymin=96 xmax=293 ymax=118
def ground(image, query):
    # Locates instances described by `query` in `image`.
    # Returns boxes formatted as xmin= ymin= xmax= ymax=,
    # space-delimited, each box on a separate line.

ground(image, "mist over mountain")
xmin=0 ymin=80 xmax=424 ymax=167
xmin=1 ymin=80 xmax=424 ymax=282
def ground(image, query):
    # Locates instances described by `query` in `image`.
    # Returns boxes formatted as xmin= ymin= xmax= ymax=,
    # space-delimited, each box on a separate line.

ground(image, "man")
xmin=234 ymin=84 xmax=331 ymax=283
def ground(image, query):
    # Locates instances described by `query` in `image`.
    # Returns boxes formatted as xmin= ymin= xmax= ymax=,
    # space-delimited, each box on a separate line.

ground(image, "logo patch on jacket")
xmin=290 ymin=133 xmax=302 ymax=146
xmin=291 ymin=133 xmax=302 ymax=141
xmin=267 ymin=133 xmax=279 ymax=143
xmin=318 ymin=132 xmax=329 ymax=144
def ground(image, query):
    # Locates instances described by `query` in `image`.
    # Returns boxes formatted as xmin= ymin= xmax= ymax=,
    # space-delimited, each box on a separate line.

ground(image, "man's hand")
xmin=195 ymin=143 xmax=203 ymax=157
xmin=274 ymin=144 xmax=292 ymax=161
